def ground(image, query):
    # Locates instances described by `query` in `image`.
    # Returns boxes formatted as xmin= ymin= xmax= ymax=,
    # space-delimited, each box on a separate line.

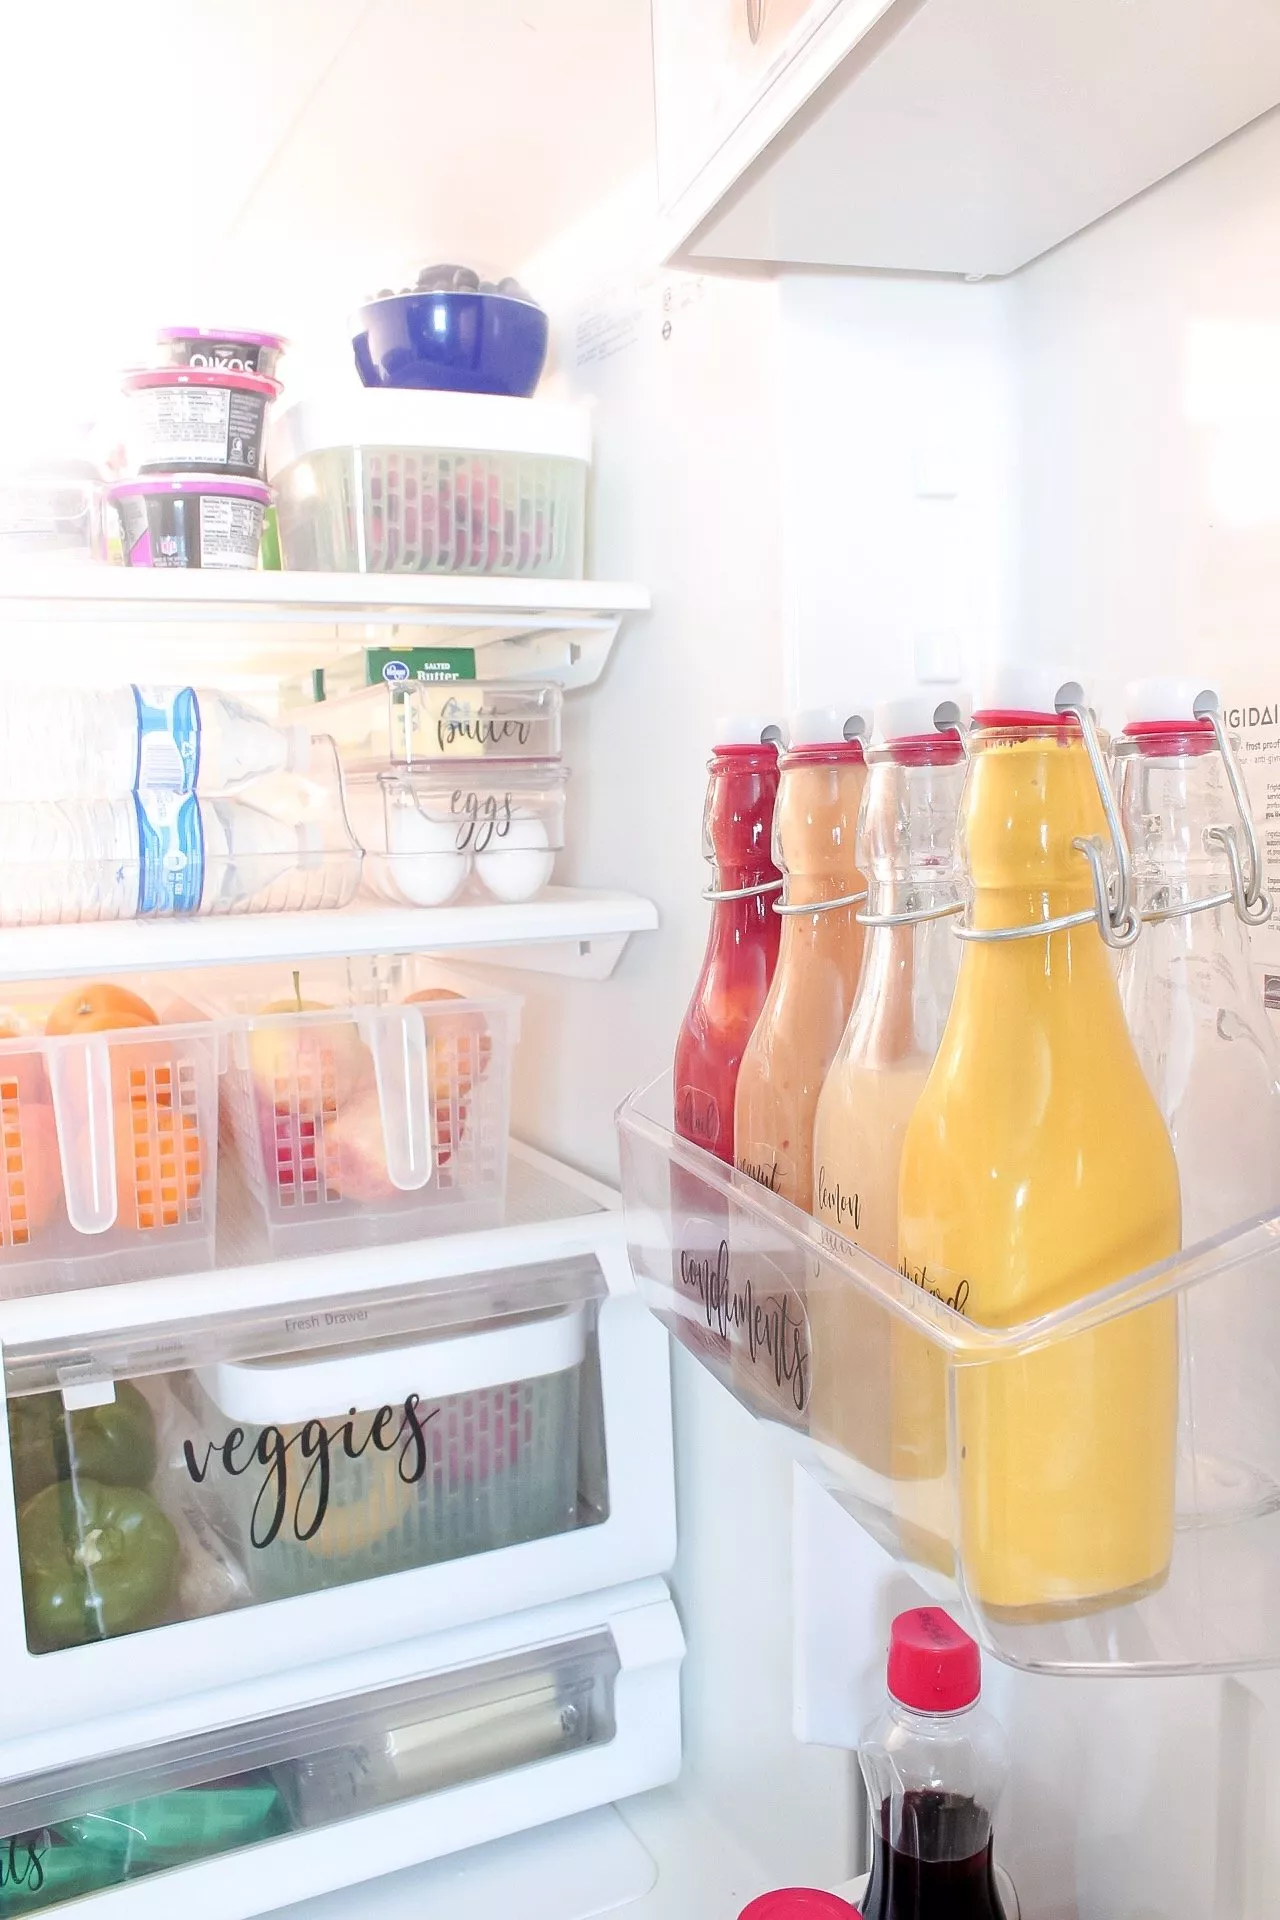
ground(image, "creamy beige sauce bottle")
xmin=810 ymin=695 xmax=967 ymax=1492
xmin=733 ymin=708 xmax=870 ymax=1213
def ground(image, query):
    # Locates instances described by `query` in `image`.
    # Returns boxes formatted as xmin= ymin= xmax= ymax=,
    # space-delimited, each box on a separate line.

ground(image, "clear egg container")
xmin=344 ymin=761 xmax=568 ymax=907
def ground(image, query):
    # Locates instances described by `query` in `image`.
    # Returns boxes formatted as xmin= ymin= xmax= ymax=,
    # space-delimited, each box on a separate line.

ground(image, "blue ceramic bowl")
xmin=352 ymin=291 xmax=550 ymax=397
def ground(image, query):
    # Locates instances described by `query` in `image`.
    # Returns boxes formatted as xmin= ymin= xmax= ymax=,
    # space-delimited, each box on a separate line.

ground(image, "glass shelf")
xmin=618 ymin=1072 xmax=1280 ymax=1676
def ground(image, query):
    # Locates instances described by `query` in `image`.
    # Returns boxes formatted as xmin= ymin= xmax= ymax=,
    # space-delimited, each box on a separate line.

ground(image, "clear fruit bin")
xmin=618 ymin=1071 xmax=1280 ymax=1677
xmin=0 ymin=737 xmax=361 ymax=927
xmin=312 ymin=680 xmax=563 ymax=772
xmin=344 ymin=761 xmax=568 ymax=907
xmin=0 ymin=976 xmax=224 ymax=1296
xmin=212 ymin=957 xmax=521 ymax=1256
xmin=269 ymin=391 xmax=589 ymax=578
xmin=169 ymin=1307 xmax=586 ymax=1604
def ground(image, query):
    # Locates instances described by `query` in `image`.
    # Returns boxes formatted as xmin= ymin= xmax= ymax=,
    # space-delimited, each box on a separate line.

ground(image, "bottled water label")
xmin=132 ymin=687 xmax=201 ymax=793
xmin=134 ymin=788 xmax=204 ymax=914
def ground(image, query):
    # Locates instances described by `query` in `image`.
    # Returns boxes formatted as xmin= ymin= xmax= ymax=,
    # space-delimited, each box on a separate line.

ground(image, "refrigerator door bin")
xmin=213 ymin=957 xmax=520 ymax=1254
xmin=0 ymin=1582 xmax=683 ymax=1919
xmin=618 ymin=1070 xmax=1280 ymax=1677
xmin=0 ymin=1222 xmax=674 ymax=1739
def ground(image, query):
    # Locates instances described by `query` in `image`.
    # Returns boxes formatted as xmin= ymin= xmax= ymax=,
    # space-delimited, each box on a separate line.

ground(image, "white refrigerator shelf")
xmin=0 ymin=568 xmax=650 ymax=690
xmin=0 ymin=887 xmax=659 ymax=983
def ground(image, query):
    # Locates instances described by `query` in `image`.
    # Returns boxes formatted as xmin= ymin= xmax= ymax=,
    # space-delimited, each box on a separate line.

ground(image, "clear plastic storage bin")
xmin=0 ymin=1628 xmax=616 ymax=1913
xmin=269 ymin=391 xmax=589 ymax=577
xmin=0 ymin=976 xmax=222 ymax=1296
xmin=171 ymin=1308 xmax=586 ymax=1602
xmin=214 ymin=957 xmax=520 ymax=1255
xmin=345 ymin=762 xmax=567 ymax=907
xmin=618 ymin=1071 xmax=1280 ymax=1677
xmin=314 ymin=680 xmax=563 ymax=772
xmin=0 ymin=738 xmax=361 ymax=926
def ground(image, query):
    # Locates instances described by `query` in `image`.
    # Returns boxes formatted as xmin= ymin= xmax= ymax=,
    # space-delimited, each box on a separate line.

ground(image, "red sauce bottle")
xmin=674 ymin=718 xmax=781 ymax=1163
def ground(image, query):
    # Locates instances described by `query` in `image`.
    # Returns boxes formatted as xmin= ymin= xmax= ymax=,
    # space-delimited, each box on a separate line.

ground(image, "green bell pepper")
xmin=18 ymin=1479 xmax=179 ymax=1652
xmin=8 ymin=1385 xmax=157 ymax=1508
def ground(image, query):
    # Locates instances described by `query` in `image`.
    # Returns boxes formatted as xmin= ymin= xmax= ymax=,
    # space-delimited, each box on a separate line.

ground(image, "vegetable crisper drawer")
xmin=11 ymin=1303 xmax=594 ymax=1657
xmin=0 ymin=1584 xmax=683 ymax=1919
xmin=0 ymin=1228 xmax=675 ymax=1739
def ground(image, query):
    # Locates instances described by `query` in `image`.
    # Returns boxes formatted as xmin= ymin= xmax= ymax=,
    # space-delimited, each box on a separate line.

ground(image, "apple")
xmin=250 ymin=972 xmax=372 ymax=1114
xmin=319 ymin=1084 xmax=399 ymax=1204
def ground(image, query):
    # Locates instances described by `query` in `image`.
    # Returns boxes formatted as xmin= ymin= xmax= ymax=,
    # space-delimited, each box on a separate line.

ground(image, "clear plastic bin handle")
xmin=355 ymin=1006 xmax=434 ymax=1193
xmin=46 ymin=1038 xmax=119 ymax=1236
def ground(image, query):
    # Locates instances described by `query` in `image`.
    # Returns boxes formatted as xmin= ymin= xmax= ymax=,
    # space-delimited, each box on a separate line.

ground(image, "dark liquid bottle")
xmin=858 ymin=1609 xmax=1010 ymax=1920
xmin=862 ymin=1791 xmax=1002 ymax=1920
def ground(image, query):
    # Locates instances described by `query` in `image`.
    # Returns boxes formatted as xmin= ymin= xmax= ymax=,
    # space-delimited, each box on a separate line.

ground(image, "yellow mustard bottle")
xmin=734 ymin=708 xmax=869 ymax=1212
xmin=897 ymin=671 xmax=1181 ymax=1620
xmin=810 ymin=693 xmax=967 ymax=1485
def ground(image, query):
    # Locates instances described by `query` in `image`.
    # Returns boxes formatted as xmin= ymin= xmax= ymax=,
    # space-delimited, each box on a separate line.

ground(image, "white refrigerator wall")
xmin=510 ymin=185 xmax=862 ymax=1892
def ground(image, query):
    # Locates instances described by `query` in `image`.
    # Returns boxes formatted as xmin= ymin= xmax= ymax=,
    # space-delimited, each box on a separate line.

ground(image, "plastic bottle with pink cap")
xmin=857 ymin=1607 xmax=1009 ymax=1920
xmin=733 ymin=705 xmax=870 ymax=1212
xmin=738 ymin=1892 xmax=862 ymax=1918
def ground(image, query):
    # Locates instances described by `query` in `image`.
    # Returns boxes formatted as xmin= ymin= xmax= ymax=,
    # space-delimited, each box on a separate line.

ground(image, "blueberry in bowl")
xmin=352 ymin=264 xmax=549 ymax=397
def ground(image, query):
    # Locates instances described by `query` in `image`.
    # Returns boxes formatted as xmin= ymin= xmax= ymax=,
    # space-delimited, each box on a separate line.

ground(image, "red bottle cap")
xmin=887 ymin=1606 xmax=981 ymax=1712
xmin=739 ymin=1894 xmax=862 ymax=1919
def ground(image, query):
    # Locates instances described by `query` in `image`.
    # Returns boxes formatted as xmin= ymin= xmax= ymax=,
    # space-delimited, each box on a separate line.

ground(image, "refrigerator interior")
xmin=5 ymin=3 xmax=1280 ymax=1916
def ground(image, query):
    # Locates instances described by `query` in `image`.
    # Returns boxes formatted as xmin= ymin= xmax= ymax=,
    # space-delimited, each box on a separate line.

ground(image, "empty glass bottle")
xmin=1116 ymin=677 xmax=1280 ymax=1524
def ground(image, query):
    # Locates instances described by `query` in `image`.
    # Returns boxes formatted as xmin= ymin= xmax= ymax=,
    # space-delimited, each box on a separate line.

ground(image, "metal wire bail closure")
xmin=702 ymin=878 xmax=784 ymax=903
xmin=1201 ymin=698 xmax=1273 ymax=926
xmin=956 ymin=687 xmax=1142 ymax=948
xmin=774 ymin=886 xmax=868 ymax=916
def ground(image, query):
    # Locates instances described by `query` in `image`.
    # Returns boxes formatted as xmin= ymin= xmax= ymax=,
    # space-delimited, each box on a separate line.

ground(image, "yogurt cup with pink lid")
xmin=123 ymin=367 xmax=280 ymax=480
xmin=156 ymin=326 xmax=287 ymax=379
xmin=108 ymin=474 xmax=270 ymax=569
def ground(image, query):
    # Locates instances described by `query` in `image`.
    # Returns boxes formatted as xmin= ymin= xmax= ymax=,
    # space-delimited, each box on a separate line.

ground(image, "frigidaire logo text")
xmin=183 ymin=1397 xmax=439 ymax=1548
xmin=1222 ymin=702 xmax=1279 ymax=730
xmin=678 ymin=1239 xmax=809 ymax=1410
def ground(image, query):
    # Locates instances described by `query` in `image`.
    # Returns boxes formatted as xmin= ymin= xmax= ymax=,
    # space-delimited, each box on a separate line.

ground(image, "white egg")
xmin=474 ymin=810 xmax=556 ymax=903
xmin=348 ymin=784 xmax=470 ymax=907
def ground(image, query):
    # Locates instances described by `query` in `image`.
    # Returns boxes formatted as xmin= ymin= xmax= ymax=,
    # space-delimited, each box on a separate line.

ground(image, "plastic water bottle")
xmin=0 ymin=685 xmax=310 ymax=802
xmin=0 ymin=791 xmax=325 ymax=923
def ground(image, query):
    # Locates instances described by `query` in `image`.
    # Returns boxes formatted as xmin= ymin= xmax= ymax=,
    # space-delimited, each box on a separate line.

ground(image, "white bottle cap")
xmin=786 ymin=705 xmax=870 ymax=748
xmin=1123 ymin=677 xmax=1220 ymax=728
xmin=974 ymin=663 xmax=1086 ymax=718
xmin=874 ymin=690 xmax=973 ymax=745
xmin=713 ymin=714 xmax=782 ymax=747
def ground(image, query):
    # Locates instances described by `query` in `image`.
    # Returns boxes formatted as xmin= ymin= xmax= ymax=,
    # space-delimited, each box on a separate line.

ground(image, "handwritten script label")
xmin=678 ymin=1238 xmax=810 ymax=1411
xmin=0 ymin=1836 xmax=48 ymax=1893
xmin=437 ymin=703 xmax=534 ymax=755
xmin=815 ymin=1164 xmax=861 ymax=1234
xmin=450 ymin=788 xmax=515 ymax=852
xmin=184 ymin=1396 xmax=439 ymax=1548
xmin=900 ymin=1258 xmax=970 ymax=1315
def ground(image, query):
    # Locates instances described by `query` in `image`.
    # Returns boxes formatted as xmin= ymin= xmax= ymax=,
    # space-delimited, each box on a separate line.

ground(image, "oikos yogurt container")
xmin=109 ymin=475 xmax=271 ymax=569
xmin=123 ymin=367 xmax=280 ymax=480
xmin=156 ymin=325 xmax=287 ymax=379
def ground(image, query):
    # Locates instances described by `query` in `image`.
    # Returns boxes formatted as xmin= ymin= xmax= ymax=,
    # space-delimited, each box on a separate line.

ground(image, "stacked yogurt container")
xmin=317 ymin=678 xmax=570 ymax=906
xmin=109 ymin=327 xmax=287 ymax=569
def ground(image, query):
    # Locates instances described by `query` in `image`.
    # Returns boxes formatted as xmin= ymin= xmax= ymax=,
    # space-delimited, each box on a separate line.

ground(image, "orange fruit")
xmin=46 ymin=983 xmax=159 ymax=1037
xmin=0 ymin=1099 xmax=62 ymax=1247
